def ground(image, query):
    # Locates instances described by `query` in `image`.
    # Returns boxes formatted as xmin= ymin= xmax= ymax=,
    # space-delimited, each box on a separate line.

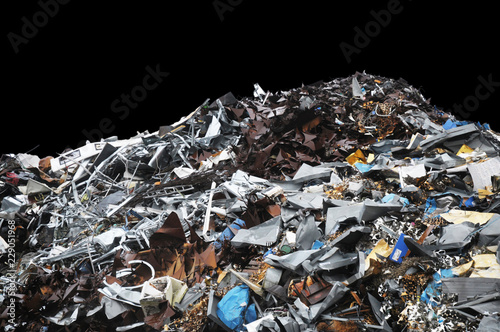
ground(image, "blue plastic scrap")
xmin=476 ymin=121 xmax=491 ymax=130
xmin=389 ymin=233 xmax=409 ymax=264
xmin=442 ymin=119 xmax=469 ymax=130
xmin=442 ymin=119 xmax=456 ymax=130
xmin=424 ymin=197 xmax=437 ymax=218
xmin=381 ymin=193 xmax=409 ymax=207
xmin=244 ymin=303 xmax=257 ymax=327
xmin=424 ymin=192 xmax=463 ymax=219
xmin=421 ymin=268 xmax=455 ymax=307
xmin=263 ymin=247 xmax=274 ymax=259
xmin=354 ymin=162 xmax=374 ymax=173
xmin=311 ymin=240 xmax=324 ymax=250
xmin=464 ymin=196 xmax=475 ymax=208
xmin=214 ymin=218 xmax=246 ymax=250
xmin=216 ymin=284 xmax=257 ymax=331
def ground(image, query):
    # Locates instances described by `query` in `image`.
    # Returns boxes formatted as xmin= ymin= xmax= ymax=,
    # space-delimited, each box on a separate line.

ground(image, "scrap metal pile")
xmin=2 ymin=72 xmax=500 ymax=331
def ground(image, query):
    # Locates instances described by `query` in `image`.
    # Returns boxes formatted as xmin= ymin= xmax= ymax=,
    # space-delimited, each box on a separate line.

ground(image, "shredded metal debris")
xmin=1 ymin=72 xmax=500 ymax=331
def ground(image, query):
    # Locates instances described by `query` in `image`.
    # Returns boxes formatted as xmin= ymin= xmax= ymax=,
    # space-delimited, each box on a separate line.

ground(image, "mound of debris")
xmin=2 ymin=72 xmax=500 ymax=331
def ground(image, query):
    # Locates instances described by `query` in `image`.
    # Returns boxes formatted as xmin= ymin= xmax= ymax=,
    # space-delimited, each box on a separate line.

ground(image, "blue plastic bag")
xmin=214 ymin=218 xmax=246 ymax=250
xmin=245 ymin=303 xmax=257 ymax=326
xmin=217 ymin=285 xmax=250 ymax=331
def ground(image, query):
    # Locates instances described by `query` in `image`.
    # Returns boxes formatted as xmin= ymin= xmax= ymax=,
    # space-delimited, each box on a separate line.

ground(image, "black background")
xmin=3 ymin=1 xmax=499 ymax=158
